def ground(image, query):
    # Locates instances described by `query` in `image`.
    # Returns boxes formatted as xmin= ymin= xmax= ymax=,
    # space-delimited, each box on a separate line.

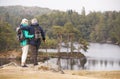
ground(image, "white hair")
xmin=21 ymin=18 xmax=28 ymax=24
xmin=31 ymin=18 xmax=38 ymax=24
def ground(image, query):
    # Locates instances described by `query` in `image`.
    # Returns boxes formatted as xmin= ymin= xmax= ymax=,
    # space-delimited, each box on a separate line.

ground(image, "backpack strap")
xmin=34 ymin=26 xmax=41 ymax=39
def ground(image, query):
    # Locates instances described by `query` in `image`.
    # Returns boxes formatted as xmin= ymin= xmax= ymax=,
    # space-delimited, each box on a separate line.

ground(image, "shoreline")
xmin=0 ymin=63 xmax=120 ymax=79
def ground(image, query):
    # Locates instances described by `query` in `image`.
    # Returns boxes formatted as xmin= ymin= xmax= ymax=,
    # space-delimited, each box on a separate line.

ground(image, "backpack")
xmin=34 ymin=26 xmax=41 ymax=39
xmin=16 ymin=26 xmax=25 ymax=42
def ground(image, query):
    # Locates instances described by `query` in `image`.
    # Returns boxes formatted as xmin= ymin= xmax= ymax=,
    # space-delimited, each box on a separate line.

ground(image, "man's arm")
xmin=39 ymin=26 xmax=45 ymax=41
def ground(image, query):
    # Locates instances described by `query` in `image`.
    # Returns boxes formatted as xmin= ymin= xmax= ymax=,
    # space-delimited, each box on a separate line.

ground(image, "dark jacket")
xmin=21 ymin=23 xmax=45 ymax=46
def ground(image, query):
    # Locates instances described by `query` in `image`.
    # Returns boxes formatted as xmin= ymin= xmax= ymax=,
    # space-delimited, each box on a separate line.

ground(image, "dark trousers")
xmin=30 ymin=45 xmax=39 ymax=65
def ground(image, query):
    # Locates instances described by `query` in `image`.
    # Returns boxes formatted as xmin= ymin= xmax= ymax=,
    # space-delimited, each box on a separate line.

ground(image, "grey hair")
xmin=31 ymin=18 xmax=38 ymax=24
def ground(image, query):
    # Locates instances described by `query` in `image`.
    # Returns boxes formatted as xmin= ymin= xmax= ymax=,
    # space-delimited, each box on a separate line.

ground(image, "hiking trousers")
xmin=21 ymin=45 xmax=29 ymax=66
xmin=30 ymin=45 xmax=39 ymax=65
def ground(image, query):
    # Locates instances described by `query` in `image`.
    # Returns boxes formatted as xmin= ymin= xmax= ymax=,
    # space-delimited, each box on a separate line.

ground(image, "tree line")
xmin=0 ymin=6 xmax=120 ymax=52
xmin=37 ymin=9 xmax=120 ymax=44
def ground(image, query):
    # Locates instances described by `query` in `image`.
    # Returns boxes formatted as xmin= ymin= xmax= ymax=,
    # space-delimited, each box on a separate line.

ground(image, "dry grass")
xmin=0 ymin=64 xmax=120 ymax=79
xmin=66 ymin=70 xmax=120 ymax=79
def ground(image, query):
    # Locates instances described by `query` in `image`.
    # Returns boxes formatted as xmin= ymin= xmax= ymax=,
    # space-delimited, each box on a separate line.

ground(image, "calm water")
xmin=84 ymin=43 xmax=120 ymax=70
xmin=0 ymin=43 xmax=120 ymax=70
xmin=46 ymin=43 xmax=120 ymax=70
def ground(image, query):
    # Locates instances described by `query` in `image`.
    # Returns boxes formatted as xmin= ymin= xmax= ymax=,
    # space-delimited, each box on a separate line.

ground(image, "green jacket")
xmin=20 ymin=25 xmax=34 ymax=46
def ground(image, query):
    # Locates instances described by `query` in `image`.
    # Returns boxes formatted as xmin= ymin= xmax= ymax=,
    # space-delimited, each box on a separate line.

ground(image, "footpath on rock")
xmin=0 ymin=62 xmax=120 ymax=79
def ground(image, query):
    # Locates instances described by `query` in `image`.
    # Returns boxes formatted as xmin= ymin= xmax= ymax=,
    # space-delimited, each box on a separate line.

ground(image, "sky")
xmin=0 ymin=0 xmax=120 ymax=14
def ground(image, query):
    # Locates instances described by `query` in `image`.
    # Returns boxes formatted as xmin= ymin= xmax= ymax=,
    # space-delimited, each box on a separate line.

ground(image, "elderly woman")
xmin=20 ymin=18 xmax=34 ymax=67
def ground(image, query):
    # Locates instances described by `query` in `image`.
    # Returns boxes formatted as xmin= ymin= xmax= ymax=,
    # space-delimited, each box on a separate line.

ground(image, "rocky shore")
xmin=0 ymin=62 xmax=120 ymax=79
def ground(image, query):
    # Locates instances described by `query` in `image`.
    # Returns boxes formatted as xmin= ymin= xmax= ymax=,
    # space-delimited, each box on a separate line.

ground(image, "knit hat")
xmin=31 ymin=18 xmax=38 ymax=24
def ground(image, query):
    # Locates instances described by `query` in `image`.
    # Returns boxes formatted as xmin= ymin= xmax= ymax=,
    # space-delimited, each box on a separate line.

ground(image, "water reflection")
xmin=86 ymin=58 xmax=120 ymax=70
xmin=0 ymin=43 xmax=120 ymax=70
xmin=46 ymin=57 xmax=120 ymax=70
xmin=0 ymin=57 xmax=120 ymax=70
xmin=47 ymin=57 xmax=87 ymax=70
xmin=0 ymin=57 xmax=47 ymax=66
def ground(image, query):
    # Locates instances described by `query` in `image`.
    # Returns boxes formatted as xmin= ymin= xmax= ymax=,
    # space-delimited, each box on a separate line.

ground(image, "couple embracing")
xmin=17 ymin=18 xmax=45 ymax=67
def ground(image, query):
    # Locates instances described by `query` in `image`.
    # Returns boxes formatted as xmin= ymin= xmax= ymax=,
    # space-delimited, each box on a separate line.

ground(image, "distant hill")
xmin=0 ymin=5 xmax=52 ymax=16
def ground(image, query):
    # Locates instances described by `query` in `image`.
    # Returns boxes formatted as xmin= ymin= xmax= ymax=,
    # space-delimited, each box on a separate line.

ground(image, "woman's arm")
xmin=24 ymin=30 xmax=34 ymax=38
xmin=20 ymin=26 xmax=30 ymax=30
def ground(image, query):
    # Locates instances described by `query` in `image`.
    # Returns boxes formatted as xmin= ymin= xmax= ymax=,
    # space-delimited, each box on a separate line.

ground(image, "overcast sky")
xmin=0 ymin=0 xmax=120 ymax=14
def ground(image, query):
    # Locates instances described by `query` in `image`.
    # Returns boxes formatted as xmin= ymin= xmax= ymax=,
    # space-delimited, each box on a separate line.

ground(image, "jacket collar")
xmin=31 ymin=23 xmax=39 ymax=26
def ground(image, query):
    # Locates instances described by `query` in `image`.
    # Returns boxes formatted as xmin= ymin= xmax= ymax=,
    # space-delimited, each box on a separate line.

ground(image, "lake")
xmin=0 ymin=43 xmax=120 ymax=70
xmin=46 ymin=43 xmax=120 ymax=70
xmin=84 ymin=43 xmax=120 ymax=70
